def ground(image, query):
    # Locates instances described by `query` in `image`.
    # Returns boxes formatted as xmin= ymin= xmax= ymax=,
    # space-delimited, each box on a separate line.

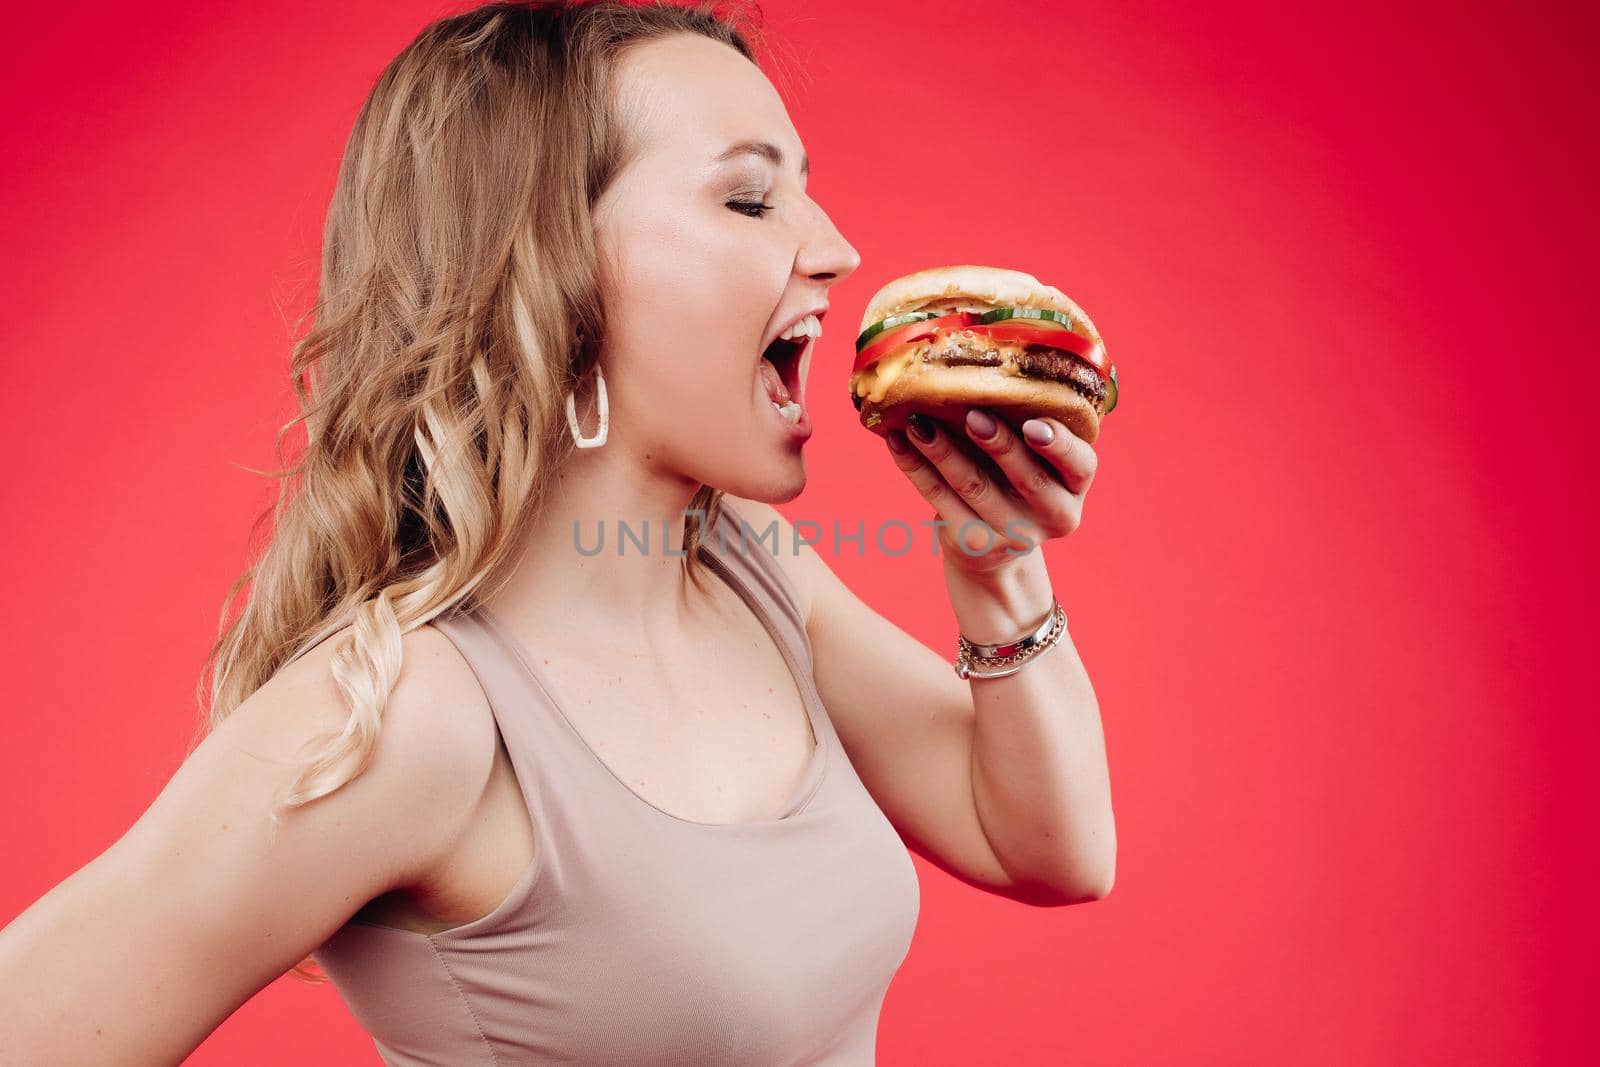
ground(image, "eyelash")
xmin=727 ymin=198 xmax=774 ymax=218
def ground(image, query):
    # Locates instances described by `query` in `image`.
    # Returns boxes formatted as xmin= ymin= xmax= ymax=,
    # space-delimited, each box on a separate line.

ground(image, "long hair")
xmin=191 ymin=0 xmax=770 ymax=981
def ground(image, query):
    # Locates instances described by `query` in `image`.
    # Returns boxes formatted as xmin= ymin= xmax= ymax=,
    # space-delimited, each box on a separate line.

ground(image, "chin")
xmin=721 ymin=463 xmax=806 ymax=508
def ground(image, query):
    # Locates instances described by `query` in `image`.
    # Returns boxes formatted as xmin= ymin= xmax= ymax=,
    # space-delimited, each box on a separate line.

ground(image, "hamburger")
xmin=848 ymin=264 xmax=1117 ymax=444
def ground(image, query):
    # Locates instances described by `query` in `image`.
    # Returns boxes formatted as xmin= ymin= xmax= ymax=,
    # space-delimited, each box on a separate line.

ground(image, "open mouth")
xmin=759 ymin=334 xmax=808 ymax=422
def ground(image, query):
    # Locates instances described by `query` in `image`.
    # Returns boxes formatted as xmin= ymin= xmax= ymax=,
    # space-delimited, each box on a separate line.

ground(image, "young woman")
xmin=0 ymin=2 xmax=1114 ymax=1062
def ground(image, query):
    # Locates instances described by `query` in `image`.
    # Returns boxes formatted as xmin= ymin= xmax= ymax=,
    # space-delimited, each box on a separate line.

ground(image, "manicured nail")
xmin=907 ymin=413 xmax=935 ymax=443
xmin=1023 ymin=419 xmax=1054 ymax=445
xmin=886 ymin=429 xmax=910 ymax=454
xmin=966 ymin=409 xmax=997 ymax=440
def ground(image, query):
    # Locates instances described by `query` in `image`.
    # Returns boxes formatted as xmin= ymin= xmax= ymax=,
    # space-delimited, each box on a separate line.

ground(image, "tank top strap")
xmin=701 ymin=499 xmax=813 ymax=668
xmin=423 ymin=605 xmax=635 ymax=927
xmin=279 ymin=601 xmax=627 ymax=803
xmin=427 ymin=605 xmax=609 ymax=810
xmin=280 ymin=603 xmax=589 ymax=850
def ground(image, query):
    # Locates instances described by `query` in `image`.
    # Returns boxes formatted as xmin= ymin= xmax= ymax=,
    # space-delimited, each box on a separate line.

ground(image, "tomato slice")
xmin=969 ymin=321 xmax=1109 ymax=377
xmin=851 ymin=312 xmax=975 ymax=374
xmin=850 ymin=311 xmax=1112 ymax=383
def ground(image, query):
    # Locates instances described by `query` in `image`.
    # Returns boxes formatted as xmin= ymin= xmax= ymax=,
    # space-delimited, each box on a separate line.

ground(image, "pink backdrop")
xmin=2 ymin=1 xmax=1592 ymax=1062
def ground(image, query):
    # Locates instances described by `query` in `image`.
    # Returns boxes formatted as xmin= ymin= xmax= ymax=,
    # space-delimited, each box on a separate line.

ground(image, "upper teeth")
xmin=777 ymin=314 xmax=822 ymax=343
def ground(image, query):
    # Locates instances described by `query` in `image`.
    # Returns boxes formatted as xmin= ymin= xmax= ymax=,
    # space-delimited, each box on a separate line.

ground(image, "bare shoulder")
xmin=265 ymin=619 xmax=500 ymax=874
xmin=191 ymin=619 xmax=499 ymax=885
xmin=719 ymin=495 xmax=818 ymax=626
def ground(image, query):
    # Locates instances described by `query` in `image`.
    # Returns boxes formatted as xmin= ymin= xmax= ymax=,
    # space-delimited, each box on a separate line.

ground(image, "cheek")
xmin=603 ymin=199 xmax=787 ymax=362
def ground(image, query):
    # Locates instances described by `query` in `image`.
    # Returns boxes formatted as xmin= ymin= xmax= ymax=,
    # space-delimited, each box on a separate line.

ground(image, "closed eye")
xmin=727 ymin=199 xmax=774 ymax=218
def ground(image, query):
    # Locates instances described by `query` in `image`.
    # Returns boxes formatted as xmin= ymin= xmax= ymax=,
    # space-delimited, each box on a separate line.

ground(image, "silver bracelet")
xmin=954 ymin=597 xmax=1067 ymax=680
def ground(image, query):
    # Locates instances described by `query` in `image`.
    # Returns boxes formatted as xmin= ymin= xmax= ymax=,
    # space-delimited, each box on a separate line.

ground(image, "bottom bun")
xmin=858 ymin=363 xmax=1104 ymax=445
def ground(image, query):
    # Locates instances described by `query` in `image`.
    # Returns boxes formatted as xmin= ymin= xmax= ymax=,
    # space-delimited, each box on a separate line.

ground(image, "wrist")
xmin=944 ymin=553 xmax=1055 ymax=645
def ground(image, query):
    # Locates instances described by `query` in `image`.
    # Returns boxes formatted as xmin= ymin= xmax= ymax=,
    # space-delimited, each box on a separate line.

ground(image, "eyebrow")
xmin=713 ymin=140 xmax=809 ymax=178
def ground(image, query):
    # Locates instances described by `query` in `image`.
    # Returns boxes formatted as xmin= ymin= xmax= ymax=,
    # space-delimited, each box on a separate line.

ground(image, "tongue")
xmin=758 ymin=356 xmax=791 ymax=405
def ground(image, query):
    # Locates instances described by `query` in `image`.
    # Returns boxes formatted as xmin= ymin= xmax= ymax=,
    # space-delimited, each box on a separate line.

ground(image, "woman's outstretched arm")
xmin=0 ymin=625 xmax=497 ymax=1063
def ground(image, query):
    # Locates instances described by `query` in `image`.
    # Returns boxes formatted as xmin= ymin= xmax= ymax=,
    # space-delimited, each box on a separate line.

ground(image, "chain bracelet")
xmin=954 ymin=598 xmax=1068 ymax=680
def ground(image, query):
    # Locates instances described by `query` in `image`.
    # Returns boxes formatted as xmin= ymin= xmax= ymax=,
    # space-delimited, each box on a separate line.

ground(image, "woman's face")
xmin=591 ymin=32 xmax=860 ymax=501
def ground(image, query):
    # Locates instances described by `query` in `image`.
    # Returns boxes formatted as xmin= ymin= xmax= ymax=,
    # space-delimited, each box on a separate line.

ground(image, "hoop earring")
xmin=565 ymin=363 xmax=609 ymax=449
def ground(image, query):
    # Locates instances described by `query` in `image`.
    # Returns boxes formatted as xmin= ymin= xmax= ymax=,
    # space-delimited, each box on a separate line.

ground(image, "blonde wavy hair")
xmin=189 ymin=0 xmax=777 ymax=981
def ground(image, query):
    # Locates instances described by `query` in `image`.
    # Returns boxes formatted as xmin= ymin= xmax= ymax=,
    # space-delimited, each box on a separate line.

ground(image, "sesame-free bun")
xmin=858 ymin=264 xmax=1105 ymax=356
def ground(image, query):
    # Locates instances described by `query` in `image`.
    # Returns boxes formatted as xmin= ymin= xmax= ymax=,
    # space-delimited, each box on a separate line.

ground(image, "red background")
xmin=2 ymin=1 xmax=1593 ymax=1062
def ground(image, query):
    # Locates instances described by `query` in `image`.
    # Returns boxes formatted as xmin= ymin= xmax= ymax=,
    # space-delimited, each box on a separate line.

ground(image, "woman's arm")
xmin=0 ymin=625 xmax=498 ymax=1063
xmin=889 ymin=410 xmax=1116 ymax=901
xmin=944 ymin=552 xmax=1115 ymax=900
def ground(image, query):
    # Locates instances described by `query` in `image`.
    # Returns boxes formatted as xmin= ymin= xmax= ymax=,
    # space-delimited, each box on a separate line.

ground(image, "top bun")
xmin=858 ymin=264 xmax=1104 ymax=355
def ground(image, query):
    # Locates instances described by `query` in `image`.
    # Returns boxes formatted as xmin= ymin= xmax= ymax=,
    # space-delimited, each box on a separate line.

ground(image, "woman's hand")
xmin=885 ymin=408 xmax=1097 ymax=579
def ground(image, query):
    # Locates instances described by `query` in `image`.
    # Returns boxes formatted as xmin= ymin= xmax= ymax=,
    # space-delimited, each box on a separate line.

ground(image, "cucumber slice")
xmin=1105 ymin=366 xmax=1118 ymax=414
xmin=854 ymin=310 xmax=941 ymax=351
xmin=976 ymin=306 xmax=1075 ymax=328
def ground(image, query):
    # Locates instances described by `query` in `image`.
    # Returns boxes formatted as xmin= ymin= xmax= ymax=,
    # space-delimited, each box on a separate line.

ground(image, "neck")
xmin=483 ymin=445 xmax=713 ymax=638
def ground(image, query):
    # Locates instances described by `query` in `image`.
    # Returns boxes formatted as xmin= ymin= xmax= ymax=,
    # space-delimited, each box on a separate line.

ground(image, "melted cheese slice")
xmin=849 ymin=347 xmax=922 ymax=404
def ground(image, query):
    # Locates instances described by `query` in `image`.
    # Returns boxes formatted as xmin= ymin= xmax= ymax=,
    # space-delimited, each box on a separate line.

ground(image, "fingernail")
xmin=966 ymin=409 xmax=997 ymax=440
xmin=907 ymin=413 xmax=935 ymax=443
xmin=886 ymin=429 xmax=909 ymax=454
xmin=1023 ymin=419 xmax=1054 ymax=445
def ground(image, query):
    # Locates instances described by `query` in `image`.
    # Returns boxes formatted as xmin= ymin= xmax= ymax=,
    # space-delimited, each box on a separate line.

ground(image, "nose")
xmin=794 ymin=201 xmax=861 ymax=286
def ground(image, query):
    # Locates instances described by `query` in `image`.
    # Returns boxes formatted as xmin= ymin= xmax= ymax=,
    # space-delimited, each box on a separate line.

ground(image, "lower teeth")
xmin=771 ymin=400 xmax=802 ymax=424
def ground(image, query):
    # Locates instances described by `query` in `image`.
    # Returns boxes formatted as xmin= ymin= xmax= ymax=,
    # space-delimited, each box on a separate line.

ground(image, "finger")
xmin=962 ymin=408 xmax=1079 ymax=534
xmin=886 ymin=426 xmax=982 ymax=541
xmin=901 ymin=413 xmax=1033 ymax=553
xmin=1019 ymin=417 xmax=1098 ymax=497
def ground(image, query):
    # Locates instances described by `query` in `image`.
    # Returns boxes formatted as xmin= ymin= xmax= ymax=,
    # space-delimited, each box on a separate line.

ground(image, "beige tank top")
xmin=306 ymin=501 xmax=921 ymax=1064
